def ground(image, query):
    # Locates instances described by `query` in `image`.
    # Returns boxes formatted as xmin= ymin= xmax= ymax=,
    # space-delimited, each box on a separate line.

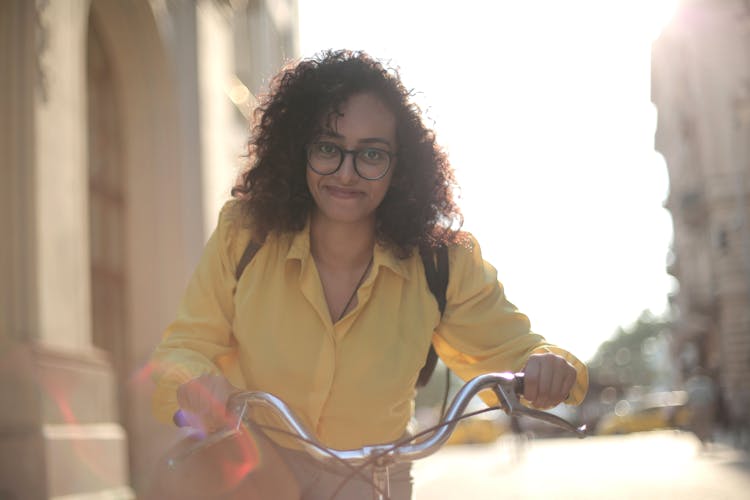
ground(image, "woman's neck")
xmin=309 ymin=213 xmax=376 ymax=270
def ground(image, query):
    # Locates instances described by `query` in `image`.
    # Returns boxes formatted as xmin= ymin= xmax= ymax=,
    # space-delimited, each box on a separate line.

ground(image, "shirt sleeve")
xmin=432 ymin=234 xmax=588 ymax=407
xmin=149 ymin=200 xmax=247 ymax=424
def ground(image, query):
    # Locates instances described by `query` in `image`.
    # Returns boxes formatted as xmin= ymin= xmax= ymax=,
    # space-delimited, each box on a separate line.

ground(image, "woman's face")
xmin=306 ymin=92 xmax=397 ymax=228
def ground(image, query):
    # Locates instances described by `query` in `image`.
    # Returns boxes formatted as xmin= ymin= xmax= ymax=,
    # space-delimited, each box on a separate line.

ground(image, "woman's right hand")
xmin=176 ymin=374 xmax=239 ymax=433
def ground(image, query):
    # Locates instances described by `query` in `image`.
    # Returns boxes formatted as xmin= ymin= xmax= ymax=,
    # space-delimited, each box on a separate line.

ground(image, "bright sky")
xmin=297 ymin=0 xmax=678 ymax=361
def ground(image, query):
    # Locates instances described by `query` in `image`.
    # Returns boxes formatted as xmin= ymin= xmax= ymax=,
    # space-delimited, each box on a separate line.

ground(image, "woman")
xmin=150 ymin=50 xmax=588 ymax=499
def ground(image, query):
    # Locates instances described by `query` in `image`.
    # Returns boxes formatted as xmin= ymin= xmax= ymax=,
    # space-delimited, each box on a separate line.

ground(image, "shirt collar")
xmin=373 ymin=242 xmax=410 ymax=280
xmin=286 ymin=219 xmax=311 ymax=262
xmin=285 ymin=219 xmax=411 ymax=280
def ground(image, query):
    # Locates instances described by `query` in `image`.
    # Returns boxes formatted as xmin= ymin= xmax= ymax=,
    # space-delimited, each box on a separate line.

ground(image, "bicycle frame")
xmin=169 ymin=372 xmax=587 ymax=500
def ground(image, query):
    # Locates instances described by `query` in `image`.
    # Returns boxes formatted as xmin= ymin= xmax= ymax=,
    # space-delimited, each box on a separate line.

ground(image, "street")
xmin=413 ymin=430 xmax=750 ymax=499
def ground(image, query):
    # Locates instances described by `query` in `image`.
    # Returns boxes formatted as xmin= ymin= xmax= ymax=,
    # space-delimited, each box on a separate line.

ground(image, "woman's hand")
xmin=522 ymin=353 xmax=577 ymax=409
xmin=176 ymin=374 xmax=239 ymax=433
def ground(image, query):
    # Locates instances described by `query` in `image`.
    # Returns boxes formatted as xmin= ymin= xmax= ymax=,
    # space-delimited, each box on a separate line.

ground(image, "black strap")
xmin=417 ymin=245 xmax=449 ymax=387
xmin=235 ymin=239 xmax=262 ymax=281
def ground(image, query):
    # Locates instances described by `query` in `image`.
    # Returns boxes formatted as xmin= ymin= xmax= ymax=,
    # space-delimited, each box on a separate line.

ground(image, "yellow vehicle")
xmin=596 ymin=392 xmax=691 ymax=435
xmin=445 ymin=415 xmax=508 ymax=445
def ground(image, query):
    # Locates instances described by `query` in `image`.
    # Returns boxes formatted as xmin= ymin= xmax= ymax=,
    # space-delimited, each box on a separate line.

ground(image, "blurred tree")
xmin=588 ymin=310 xmax=673 ymax=397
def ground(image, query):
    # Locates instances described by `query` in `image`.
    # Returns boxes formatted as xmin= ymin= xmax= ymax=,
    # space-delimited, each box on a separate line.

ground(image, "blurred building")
xmin=0 ymin=0 xmax=297 ymax=497
xmin=652 ymin=0 xmax=750 ymax=439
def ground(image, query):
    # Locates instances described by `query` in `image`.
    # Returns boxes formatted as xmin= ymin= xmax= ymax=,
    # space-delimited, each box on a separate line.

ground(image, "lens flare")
xmin=130 ymin=360 xmax=156 ymax=385
xmin=161 ymin=423 xmax=265 ymax=497
xmin=38 ymin=374 xmax=125 ymax=483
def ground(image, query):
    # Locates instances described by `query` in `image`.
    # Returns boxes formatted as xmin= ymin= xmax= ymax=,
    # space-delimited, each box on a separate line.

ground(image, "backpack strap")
xmin=235 ymin=238 xmax=262 ymax=281
xmin=417 ymin=244 xmax=449 ymax=387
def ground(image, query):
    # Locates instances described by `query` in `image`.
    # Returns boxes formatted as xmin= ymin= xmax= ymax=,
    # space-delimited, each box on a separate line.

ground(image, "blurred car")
xmin=445 ymin=414 xmax=508 ymax=445
xmin=596 ymin=391 xmax=691 ymax=435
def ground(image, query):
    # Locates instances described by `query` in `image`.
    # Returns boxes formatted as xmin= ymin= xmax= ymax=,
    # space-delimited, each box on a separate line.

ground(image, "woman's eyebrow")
xmin=359 ymin=137 xmax=392 ymax=147
xmin=318 ymin=131 xmax=392 ymax=148
xmin=318 ymin=130 xmax=342 ymax=139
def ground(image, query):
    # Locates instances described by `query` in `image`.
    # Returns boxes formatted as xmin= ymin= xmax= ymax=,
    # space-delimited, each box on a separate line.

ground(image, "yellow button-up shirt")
xmin=151 ymin=200 xmax=588 ymax=449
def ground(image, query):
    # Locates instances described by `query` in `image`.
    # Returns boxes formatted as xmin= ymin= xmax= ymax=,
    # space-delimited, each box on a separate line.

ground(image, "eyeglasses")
xmin=306 ymin=141 xmax=395 ymax=180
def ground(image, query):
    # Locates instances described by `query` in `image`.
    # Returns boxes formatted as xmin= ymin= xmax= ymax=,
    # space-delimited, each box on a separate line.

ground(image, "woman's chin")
xmin=314 ymin=206 xmax=375 ymax=226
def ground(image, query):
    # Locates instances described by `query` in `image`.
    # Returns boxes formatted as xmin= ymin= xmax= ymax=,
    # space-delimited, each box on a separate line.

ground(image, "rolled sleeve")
xmin=433 ymin=234 xmax=588 ymax=407
xmin=149 ymin=201 xmax=245 ymax=424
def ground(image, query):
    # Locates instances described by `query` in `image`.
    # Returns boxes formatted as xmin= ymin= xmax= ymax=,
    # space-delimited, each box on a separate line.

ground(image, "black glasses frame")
xmin=306 ymin=142 xmax=395 ymax=181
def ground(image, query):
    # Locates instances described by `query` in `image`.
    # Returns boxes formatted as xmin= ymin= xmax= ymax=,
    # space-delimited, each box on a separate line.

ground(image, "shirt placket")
xmin=313 ymin=267 xmax=379 ymax=438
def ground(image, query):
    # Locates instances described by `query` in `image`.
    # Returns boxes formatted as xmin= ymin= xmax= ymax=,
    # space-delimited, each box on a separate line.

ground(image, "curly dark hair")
xmin=233 ymin=49 xmax=465 ymax=257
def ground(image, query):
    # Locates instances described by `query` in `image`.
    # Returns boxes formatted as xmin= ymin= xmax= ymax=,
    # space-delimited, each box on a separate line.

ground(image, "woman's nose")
xmin=336 ymin=151 xmax=357 ymax=183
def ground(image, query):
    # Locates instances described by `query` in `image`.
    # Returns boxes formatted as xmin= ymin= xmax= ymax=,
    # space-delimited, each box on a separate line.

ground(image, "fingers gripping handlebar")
xmin=492 ymin=372 xmax=587 ymax=437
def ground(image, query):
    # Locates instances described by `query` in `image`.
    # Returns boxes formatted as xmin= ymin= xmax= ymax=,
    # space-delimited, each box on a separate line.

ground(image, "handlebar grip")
xmin=514 ymin=372 xmax=525 ymax=395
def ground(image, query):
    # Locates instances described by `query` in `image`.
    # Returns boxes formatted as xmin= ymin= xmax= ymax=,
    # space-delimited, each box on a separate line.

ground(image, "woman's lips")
xmin=324 ymin=186 xmax=364 ymax=199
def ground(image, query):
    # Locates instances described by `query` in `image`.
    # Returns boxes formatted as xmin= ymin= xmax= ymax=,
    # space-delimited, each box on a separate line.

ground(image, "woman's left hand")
xmin=521 ymin=353 xmax=577 ymax=409
xmin=176 ymin=374 xmax=240 ymax=433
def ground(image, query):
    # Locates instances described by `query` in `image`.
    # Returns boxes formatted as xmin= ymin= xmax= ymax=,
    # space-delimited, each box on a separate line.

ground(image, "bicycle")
xmin=166 ymin=372 xmax=587 ymax=500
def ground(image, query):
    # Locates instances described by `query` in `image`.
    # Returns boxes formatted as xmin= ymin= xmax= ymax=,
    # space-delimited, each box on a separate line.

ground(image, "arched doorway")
xmin=86 ymin=0 xmax=189 ymax=491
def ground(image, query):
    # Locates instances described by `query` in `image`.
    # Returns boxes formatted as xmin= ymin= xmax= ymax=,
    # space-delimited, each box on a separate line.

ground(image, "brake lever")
xmin=166 ymin=427 xmax=242 ymax=469
xmin=492 ymin=373 xmax=587 ymax=438
xmin=166 ymin=402 xmax=248 ymax=469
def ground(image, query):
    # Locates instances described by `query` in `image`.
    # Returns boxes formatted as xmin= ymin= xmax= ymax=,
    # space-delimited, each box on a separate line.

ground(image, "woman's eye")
xmin=318 ymin=143 xmax=337 ymax=154
xmin=361 ymin=149 xmax=383 ymax=161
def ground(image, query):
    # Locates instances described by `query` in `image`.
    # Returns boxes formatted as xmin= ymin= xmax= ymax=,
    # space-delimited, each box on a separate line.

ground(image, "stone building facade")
xmin=0 ymin=0 xmax=298 ymax=497
xmin=652 ymin=0 xmax=750 ymax=438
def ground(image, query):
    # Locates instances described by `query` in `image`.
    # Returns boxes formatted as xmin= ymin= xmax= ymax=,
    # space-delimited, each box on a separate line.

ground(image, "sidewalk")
xmin=413 ymin=430 xmax=750 ymax=499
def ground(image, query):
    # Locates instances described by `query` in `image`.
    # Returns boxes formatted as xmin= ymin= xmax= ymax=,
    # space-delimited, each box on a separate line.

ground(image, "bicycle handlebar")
xmin=168 ymin=372 xmax=586 ymax=470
